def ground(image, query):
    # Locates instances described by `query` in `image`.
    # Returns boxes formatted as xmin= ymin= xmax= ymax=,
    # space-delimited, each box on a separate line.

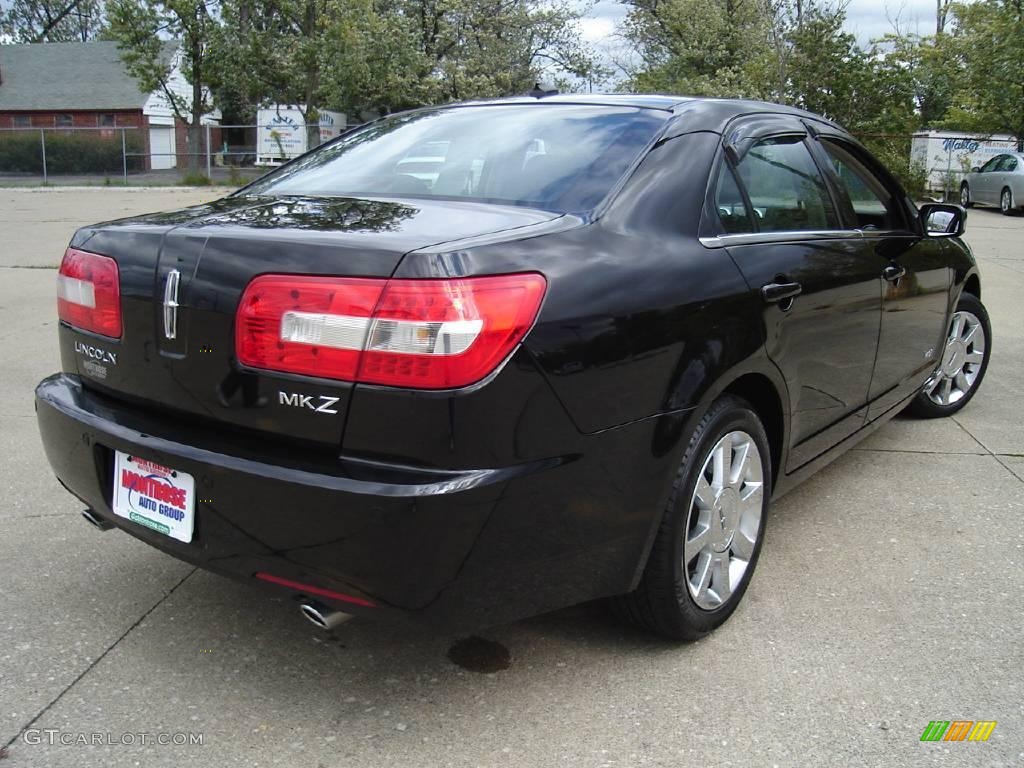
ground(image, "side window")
xmin=979 ymin=156 xmax=1002 ymax=173
xmin=821 ymin=139 xmax=905 ymax=231
xmin=714 ymin=163 xmax=754 ymax=234
xmin=998 ymin=156 xmax=1018 ymax=172
xmin=734 ymin=137 xmax=838 ymax=232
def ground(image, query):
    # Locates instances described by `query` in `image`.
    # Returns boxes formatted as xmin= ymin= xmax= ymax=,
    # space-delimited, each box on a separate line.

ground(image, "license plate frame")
xmin=111 ymin=452 xmax=195 ymax=543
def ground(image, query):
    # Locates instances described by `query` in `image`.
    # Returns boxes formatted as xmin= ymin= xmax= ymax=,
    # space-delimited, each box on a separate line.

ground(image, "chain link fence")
xmin=0 ymin=126 xmax=145 ymax=184
xmin=0 ymin=123 xmax=357 ymax=186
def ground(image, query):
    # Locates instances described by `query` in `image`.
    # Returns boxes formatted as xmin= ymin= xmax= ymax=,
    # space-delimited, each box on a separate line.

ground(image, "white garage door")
xmin=149 ymin=127 xmax=176 ymax=170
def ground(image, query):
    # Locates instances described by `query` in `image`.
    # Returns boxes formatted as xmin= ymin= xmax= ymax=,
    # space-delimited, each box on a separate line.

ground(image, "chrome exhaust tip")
xmin=299 ymin=600 xmax=353 ymax=630
xmin=81 ymin=508 xmax=115 ymax=531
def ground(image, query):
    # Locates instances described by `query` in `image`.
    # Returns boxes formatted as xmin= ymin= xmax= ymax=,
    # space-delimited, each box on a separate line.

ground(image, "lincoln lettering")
xmin=74 ymin=341 xmax=117 ymax=365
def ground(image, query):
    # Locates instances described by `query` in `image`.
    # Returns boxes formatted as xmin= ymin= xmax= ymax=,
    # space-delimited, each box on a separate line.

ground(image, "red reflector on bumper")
xmin=254 ymin=572 xmax=376 ymax=608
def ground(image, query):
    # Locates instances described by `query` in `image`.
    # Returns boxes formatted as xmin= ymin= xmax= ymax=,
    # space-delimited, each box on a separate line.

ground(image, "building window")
xmin=54 ymin=114 xmax=74 ymax=128
xmin=99 ymin=114 xmax=116 ymax=127
xmin=12 ymin=115 xmax=31 ymax=128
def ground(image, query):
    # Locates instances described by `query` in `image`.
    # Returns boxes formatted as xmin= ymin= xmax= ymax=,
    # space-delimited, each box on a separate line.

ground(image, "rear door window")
xmin=713 ymin=165 xmax=755 ymax=234
xmin=733 ymin=137 xmax=838 ymax=232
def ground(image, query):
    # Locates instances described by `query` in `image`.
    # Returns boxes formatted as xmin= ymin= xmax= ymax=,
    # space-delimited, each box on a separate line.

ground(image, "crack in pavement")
xmin=853 ymin=447 xmax=988 ymax=456
xmin=950 ymin=415 xmax=1024 ymax=485
xmin=0 ymin=511 xmax=81 ymax=522
xmin=2 ymin=567 xmax=197 ymax=751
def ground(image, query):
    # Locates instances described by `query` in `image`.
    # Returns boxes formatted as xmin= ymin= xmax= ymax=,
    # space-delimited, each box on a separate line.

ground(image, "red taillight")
xmin=236 ymin=273 xmax=546 ymax=389
xmin=57 ymin=248 xmax=122 ymax=338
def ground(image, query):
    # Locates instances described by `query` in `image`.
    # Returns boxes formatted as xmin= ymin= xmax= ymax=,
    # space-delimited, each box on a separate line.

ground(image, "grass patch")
xmin=179 ymin=172 xmax=212 ymax=186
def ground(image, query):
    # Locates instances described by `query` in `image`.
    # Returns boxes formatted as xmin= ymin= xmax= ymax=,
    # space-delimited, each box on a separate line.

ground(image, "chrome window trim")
xmin=857 ymin=229 xmax=919 ymax=240
xmin=699 ymin=230 xmax=862 ymax=249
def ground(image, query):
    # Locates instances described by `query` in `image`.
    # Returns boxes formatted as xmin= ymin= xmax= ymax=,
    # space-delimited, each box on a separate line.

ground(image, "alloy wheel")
xmin=1001 ymin=188 xmax=1012 ymax=213
xmin=924 ymin=310 xmax=986 ymax=406
xmin=683 ymin=430 xmax=764 ymax=610
xmin=960 ymin=185 xmax=970 ymax=207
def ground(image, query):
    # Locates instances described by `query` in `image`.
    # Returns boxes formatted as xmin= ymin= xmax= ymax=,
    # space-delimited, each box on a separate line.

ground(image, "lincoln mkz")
xmin=35 ymin=95 xmax=991 ymax=638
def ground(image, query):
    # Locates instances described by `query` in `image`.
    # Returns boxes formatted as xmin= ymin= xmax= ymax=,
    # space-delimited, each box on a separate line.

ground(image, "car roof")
xmin=443 ymin=93 xmax=845 ymax=135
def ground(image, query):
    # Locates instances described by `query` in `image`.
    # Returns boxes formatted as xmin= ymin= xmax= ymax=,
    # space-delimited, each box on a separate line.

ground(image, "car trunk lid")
xmin=66 ymin=195 xmax=559 ymax=447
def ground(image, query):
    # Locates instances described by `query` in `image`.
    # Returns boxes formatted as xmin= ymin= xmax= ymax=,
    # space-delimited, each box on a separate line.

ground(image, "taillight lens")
xmin=236 ymin=273 xmax=546 ymax=389
xmin=56 ymin=248 xmax=122 ymax=338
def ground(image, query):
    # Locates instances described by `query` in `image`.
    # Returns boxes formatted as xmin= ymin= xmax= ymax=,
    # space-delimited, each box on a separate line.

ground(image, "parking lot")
xmin=0 ymin=187 xmax=1022 ymax=766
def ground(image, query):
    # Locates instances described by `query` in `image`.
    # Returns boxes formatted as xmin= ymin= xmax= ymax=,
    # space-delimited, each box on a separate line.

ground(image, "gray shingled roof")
xmin=0 ymin=41 xmax=176 ymax=111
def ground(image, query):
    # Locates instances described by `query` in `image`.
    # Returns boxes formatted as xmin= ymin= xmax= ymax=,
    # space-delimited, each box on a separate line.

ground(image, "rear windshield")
xmin=243 ymin=105 xmax=667 ymax=214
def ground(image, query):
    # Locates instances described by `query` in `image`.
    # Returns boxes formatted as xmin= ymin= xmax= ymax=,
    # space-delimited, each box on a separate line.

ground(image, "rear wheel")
xmin=1001 ymin=187 xmax=1014 ymax=215
xmin=907 ymin=292 xmax=991 ymax=418
xmin=960 ymin=183 xmax=973 ymax=208
xmin=611 ymin=395 xmax=770 ymax=640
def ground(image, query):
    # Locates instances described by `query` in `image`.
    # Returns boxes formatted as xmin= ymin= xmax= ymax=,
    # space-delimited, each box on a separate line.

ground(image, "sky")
xmin=582 ymin=0 xmax=943 ymax=73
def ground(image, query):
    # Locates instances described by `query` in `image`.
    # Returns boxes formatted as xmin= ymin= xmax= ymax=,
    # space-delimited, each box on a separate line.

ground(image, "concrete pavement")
xmin=0 ymin=189 xmax=1021 ymax=766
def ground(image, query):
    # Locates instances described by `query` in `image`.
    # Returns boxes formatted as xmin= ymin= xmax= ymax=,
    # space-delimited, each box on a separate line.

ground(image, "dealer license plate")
xmin=111 ymin=452 xmax=195 ymax=543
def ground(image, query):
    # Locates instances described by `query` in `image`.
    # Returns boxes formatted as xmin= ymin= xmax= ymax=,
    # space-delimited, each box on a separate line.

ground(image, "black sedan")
xmin=36 ymin=95 xmax=991 ymax=639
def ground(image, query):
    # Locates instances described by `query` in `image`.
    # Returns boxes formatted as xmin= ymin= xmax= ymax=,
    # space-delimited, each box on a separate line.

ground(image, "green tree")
xmin=781 ymin=6 xmax=878 ymax=129
xmin=394 ymin=0 xmax=595 ymax=103
xmin=106 ymin=0 xmax=217 ymax=171
xmin=872 ymin=31 xmax=958 ymax=130
xmin=1 ymin=0 xmax=105 ymax=41
xmin=946 ymin=0 xmax=1024 ymax=150
xmin=618 ymin=0 xmax=769 ymax=96
xmin=209 ymin=0 xmax=368 ymax=147
xmin=210 ymin=0 xmax=591 ymax=135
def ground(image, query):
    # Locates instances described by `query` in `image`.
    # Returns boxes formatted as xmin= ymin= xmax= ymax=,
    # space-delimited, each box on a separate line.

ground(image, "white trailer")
xmin=911 ymin=130 xmax=1018 ymax=196
xmin=256 ymin=106 xmax=347 ymax=166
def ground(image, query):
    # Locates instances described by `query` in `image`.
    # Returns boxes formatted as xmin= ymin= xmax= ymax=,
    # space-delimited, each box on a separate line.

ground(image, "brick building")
xmin=0 ymin=41 xmax=221 ymax=171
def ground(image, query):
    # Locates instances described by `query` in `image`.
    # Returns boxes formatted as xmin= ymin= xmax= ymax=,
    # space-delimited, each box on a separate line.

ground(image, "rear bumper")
xmin=35 ymin=374 xmax=679 ymax=628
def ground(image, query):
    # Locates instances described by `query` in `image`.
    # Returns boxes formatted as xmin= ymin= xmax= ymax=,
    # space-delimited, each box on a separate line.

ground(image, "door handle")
xmin=761 ymin=281 xmax=802 ymax=305
xmin=882 ymin=264 xmax=906 ymax=283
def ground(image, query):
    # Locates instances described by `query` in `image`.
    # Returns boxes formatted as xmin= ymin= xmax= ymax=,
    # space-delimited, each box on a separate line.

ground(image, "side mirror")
xmin=971 ymin=166 xmax=980 ymax=173
xmin=919 ymin=202 xmax=966 ymax=237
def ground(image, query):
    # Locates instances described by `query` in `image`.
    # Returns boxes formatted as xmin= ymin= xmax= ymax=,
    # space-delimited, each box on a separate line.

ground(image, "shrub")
xmin=0 ymin=131 xmax=144 ymax=175
xmin=180 ymin=172 xmax=212 ymax=186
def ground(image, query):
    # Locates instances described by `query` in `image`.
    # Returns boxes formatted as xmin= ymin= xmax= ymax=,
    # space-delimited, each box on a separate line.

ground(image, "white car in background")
xmin=960 ymin=152 xmax=1024 ymax=214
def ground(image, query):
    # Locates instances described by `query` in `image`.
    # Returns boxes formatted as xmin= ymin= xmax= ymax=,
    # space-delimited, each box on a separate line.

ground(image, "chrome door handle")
xmin=882 ymin=264 xmax=906 ymax=283
xmin=761 ymin=281 xmax=802 ymax=305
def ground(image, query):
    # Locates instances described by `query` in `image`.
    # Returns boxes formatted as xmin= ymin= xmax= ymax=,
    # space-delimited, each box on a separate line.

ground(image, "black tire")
xmin=611 ymin=395 xmax=771 ymax=640
xmin=960 ymin=183 xmax=973 ymax=208
xmin=1000 ymin=187 xmax=1014 ymax=216
xmin=906 ymin=292 xmax=991 ymax=418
